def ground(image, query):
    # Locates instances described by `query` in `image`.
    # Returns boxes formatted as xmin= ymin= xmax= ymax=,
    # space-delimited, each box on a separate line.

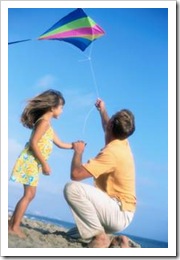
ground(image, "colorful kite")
xmin=8 ymin=8 xmax=105 ymax=51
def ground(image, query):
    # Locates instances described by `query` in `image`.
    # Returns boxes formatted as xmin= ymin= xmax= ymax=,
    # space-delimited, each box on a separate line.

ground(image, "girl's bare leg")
xmin=8 ymin=185 xmax=36 ymax=238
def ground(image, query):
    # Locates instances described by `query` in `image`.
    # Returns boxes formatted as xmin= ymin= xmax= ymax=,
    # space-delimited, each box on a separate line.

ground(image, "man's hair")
xmin=111 ymin=109 xmax=135 ymax=140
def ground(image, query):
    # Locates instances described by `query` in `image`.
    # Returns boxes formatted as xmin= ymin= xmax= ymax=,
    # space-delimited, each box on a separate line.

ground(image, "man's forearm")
xmin=100 ymin=110 xmax=110 ymax=131
xmin=71 ymin=152 xmax=82 ymax=178
xmin=70 ymin=141 xmax=92 ymax=181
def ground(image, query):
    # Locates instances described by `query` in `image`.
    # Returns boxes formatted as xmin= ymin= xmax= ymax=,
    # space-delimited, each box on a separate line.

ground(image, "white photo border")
xmin=1 ymin=0 xmax=176 ymax=257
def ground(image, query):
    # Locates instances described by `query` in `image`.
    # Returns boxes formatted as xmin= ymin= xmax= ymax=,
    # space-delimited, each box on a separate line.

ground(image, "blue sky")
xmin=7 ymin=6 xmax=169 ymax=243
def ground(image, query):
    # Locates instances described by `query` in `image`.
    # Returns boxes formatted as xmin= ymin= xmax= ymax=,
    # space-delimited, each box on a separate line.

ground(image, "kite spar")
xmin=8 ymin=8 xmax=105 ymax=52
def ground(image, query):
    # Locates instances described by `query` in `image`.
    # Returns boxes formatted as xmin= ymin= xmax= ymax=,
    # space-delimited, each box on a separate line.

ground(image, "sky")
xmin=6 ymin=3 xmax=172 ymax=244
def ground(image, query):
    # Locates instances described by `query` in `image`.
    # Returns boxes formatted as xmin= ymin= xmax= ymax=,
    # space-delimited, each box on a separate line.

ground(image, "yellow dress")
xmin=10 ymin=127 xmax=54 ymax=186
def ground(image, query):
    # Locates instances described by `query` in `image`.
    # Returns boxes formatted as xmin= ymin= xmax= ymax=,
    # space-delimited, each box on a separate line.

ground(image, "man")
xmin=64 ymin=99 xmax=136 ymax=248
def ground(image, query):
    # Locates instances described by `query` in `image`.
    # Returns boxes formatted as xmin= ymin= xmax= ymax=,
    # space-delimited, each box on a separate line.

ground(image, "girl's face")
xmin=52 ymin=103 xmax=63 ymax=119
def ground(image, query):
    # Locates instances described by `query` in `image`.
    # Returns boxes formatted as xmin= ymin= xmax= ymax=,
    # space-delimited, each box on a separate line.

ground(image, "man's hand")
xmin=72 ymin=141 xmax=86 ymax=154
xmin=95 ymin=98 xmax=106 ymax=112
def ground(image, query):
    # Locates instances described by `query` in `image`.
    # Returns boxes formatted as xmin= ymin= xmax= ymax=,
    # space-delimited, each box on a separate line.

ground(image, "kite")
xmin=8 ymin=8 xmax=105 ymax=51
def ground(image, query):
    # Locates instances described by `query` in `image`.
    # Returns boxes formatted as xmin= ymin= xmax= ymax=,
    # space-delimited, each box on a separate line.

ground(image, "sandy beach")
xmin=8 ymin=216 xmax=85 ymax=248
xmin=8 ymin=216 xmax=141 ymax=248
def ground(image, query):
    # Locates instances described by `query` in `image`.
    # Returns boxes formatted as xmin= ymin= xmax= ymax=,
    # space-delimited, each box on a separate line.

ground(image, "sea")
xmin=8 ymin=208 xmax=168 ymax=248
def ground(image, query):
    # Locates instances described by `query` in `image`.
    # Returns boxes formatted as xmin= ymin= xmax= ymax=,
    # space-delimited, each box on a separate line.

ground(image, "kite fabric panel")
xmin=38 ymin=8 xmax=105 ymax=51
xmin=8 ymin=8 xmax=105 ymax=51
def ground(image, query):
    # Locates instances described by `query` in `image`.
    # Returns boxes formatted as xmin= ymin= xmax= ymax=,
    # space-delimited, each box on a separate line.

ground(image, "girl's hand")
xmin=42 ymin=162 xmax=51 ymax=175
xmin=95 ymin=98 xmax=106 ymax=112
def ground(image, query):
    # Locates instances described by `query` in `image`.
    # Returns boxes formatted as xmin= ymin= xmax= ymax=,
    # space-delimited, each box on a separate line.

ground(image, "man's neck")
xmin=105 ymin=135 xmax=116 ymax=145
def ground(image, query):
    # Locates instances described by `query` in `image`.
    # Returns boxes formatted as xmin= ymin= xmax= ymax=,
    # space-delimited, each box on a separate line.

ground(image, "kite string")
xmin=80 ymin=42 xmax=101 ymax=137
xmin=79 ymin=43 xmax=100 ymax=98
xmin=82 ymin=105 xmax=96 ymax=136
xmin=88 ymin=57 xmax=100 ymax=98
xmin=72 ymin=42 xmax=100 ymax=136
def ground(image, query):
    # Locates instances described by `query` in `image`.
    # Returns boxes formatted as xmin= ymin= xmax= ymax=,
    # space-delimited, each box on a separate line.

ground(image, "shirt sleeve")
xmin=83 ymin=147 xmax=116 ymax=179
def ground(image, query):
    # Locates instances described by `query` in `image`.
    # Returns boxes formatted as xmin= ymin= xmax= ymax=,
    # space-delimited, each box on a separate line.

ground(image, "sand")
xmin=8 ymin=216 xmax=141 ymax=248
xmin=8 ymin=216 xmax=85 ymax=248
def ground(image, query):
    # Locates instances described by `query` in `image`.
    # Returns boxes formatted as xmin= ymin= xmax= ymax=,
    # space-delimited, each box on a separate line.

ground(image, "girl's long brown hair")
xmin=21 ymin=89 xmax=65 ymax=129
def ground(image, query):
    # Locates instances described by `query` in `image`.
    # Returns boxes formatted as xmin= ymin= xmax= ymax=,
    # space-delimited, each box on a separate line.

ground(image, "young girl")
xmin=9 ymin=89 xmax=73 ymax=238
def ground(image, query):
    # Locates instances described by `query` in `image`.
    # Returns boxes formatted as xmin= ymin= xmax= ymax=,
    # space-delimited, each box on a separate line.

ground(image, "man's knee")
xmin=64 ymin=181 xmax=80 ymax=202
xmin=64 ymin=181 xmax=86 ymax=204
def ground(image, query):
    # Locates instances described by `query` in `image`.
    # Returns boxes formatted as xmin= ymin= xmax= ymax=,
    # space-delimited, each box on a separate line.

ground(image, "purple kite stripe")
xmin=39 ymin=25 xmax=104 ymax=40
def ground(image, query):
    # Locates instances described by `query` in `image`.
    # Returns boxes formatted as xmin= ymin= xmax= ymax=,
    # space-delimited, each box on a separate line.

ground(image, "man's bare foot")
xmin=88 ymin=232 xmax=111 ymax=248
xmin=120 ymin=235 xmax=130 ymax=248
xmin=8 ymin=226 xmax=26 ymax=238
xmin=109 ymin=235 xmax=130 ymax=248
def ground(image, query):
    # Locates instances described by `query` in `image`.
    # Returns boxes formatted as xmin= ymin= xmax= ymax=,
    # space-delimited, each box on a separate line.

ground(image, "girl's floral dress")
xmin=10 ymin=127 xmax=54 ymax=186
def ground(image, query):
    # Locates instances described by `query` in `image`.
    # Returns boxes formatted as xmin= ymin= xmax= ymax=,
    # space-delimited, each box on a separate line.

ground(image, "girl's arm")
xmin=29 ymin=120 xmax=51 ymax=174
xmin=53 ymin=132 xmax=73 ymax=149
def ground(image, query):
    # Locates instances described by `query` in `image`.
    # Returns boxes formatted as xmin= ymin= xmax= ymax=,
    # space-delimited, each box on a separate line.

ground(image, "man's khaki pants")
xmin=64 ymin=181 xmax=134 ymax=241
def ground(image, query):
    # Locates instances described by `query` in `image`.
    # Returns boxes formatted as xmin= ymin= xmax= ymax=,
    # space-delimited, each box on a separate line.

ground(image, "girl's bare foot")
xmin=8 ymin=226 xmax=26 ymax=238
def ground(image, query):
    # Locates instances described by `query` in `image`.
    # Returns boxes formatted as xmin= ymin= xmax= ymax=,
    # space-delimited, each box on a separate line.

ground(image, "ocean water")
xmin=8 ymin=209 xmax=168 ymax=248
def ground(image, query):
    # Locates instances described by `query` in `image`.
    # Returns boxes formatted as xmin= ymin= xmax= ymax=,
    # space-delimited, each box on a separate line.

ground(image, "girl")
xmin=9 ymin=89 xmax=73 ymax=237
